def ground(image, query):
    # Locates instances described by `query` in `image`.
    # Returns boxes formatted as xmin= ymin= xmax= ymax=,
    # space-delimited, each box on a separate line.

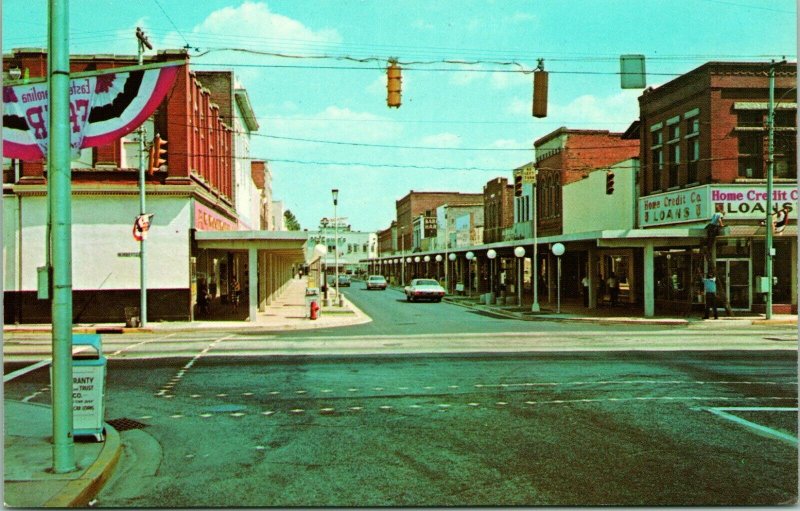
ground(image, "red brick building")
xmin=482 ymin=177 xmax=514 ymax=243
xmin=394 ymin=191 xmax=483 ymax=252
xmin=534 ymin=128 xmax=639 ymax=236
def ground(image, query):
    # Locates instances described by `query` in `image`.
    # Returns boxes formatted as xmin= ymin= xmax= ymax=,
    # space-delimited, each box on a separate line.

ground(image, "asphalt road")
xmin=6 ymin=350 xmax=797 ymax=507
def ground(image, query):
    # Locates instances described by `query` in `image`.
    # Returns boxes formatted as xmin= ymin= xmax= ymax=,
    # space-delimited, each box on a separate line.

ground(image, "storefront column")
xmin=643 ymin=241 xmax=654 ymax=317
xmin=258 ymin=252 xmax=267 ymax=312
xmin=266 ymin=254 xmax=274 ymax=305
xmin=588 ymin=246 xmax=598 ymax=308
xmin=248 ymin=247 xmax=258 ymax=322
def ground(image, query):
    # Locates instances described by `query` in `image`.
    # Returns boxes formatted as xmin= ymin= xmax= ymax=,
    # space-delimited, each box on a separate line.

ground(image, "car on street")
xmin=338 ymin=274 xmax=351 ymax=287
xmin=364 ymin=275 xmax=388 ymax=290
xmin=404 ymin=278 xmax=446 ymax=302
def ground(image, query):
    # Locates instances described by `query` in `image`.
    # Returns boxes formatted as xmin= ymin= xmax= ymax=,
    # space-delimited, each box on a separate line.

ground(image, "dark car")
xmin=338 ymin=274 xmax=351 ymax=287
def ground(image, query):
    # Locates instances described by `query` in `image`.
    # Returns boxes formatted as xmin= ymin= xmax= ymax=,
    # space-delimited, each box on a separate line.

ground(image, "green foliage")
xmin=284 ymin=209 xmax=301 ymax=231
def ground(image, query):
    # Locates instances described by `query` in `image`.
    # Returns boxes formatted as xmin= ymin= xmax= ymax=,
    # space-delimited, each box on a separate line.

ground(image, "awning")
xmin=194 ymin=230 xmax=309 ymax=263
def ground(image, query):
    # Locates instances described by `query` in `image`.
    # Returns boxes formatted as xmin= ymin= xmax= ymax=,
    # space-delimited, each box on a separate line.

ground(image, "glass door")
xmin=716 ymin=259 xmax=751 ymax=310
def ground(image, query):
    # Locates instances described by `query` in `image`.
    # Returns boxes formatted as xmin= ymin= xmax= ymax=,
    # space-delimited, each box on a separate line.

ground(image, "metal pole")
xmin=517 ymin=257 xmax=522 ymax=306
xmin=765 ymin=61 xmax=775 ymax=320
xmin=401 ymin=230 xmax=405 ymax=286
xmin=137 ymin=28 xmax=152 ymax=327
xmin=557 ymin=256 xmax=562 ymax=314
xmin=334 ymin=200 xmax=340 ymax=306
xmin=49 ymin=0 xmax=76 ymax=474
xmin=531 ymin=167 xmax=540 ymax=312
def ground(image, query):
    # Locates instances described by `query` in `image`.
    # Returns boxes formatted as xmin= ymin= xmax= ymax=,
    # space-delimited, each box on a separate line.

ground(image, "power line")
xmin=151 ymin=0 xmax=194 ymax=50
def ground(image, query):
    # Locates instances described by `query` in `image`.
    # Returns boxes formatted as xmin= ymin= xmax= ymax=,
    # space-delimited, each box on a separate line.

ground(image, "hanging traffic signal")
xmin=387 ymin=60 xmax=402 ymax=108
xmin=514 ymin=174 xmax=522 ymax=197
xmin=148 ymin=134 xmax=167 ymax=174
xmin=532 ymin=59 xmax=548 ymax=118
xmin=605 ymin=170 xmax=615 ymax=195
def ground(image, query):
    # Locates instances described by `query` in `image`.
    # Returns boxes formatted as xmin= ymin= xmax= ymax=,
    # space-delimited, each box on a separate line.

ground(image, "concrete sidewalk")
xmin=3 ymin=401 xmax=122 ymax=507
xmin=441 ymin=293 xmax=798 ymax=327
xmin=3 ymin=278 xmax=372 ymax=335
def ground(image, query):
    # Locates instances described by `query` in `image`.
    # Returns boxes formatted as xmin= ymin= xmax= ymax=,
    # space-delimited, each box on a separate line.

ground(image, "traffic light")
xmin=387 ymin=60 xmax=402 ymax=108
xmin=605 ymin=170 xmax=615 ymax=195
xmin=514 ymin=174 xmax=522 ymax=197
xmin=148 ymin=134 xmax=167 ymax=174
xmin=532 ymin=59 xmax=548 ymax=118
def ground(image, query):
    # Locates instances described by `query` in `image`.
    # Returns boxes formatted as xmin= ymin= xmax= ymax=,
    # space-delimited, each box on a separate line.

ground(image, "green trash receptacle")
xmin=71 ymin=334 xmax=107 ymax=441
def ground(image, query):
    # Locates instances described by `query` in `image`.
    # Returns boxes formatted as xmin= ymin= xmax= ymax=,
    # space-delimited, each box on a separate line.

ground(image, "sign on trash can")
xmin=70 ymin=334 xmax=108 ymax=441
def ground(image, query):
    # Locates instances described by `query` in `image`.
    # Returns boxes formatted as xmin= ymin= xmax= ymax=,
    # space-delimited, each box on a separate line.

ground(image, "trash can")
xmin=71 ymin=334 xmax=107 ymax=441
xmin=124 ymin=306 xmax=140 ymax=328
xmin=305 ymin=287 xmax=320 ymax=319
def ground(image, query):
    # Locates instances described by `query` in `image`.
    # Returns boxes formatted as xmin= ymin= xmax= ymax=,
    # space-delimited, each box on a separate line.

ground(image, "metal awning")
xmin=195 ymin=230 xmax=309 ymax=262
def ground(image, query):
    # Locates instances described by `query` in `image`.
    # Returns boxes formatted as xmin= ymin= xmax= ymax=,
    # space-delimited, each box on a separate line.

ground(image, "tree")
xmin=284 ymin=209 xmax=301 ymax=231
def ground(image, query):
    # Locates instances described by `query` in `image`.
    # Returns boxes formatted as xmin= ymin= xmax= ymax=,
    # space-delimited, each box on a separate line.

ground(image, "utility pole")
xmin=48 ymin=0 xmax=76 ymax=474
xmin=136 ymin=27 xmax=153 ymax=327
xmin=531 ymin=165 xmax=541 ymax=312
xmin=764 ymin=60 xmax=777 ymax=319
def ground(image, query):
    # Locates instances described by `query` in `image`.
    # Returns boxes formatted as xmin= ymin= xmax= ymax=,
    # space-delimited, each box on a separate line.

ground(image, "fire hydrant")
xmin=309 ymin=300 xmax=320 ymax=320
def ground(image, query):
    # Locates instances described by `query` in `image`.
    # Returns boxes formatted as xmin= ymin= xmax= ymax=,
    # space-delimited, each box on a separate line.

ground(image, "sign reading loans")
xmin=639 ymin=185 xmax=798 ymax=227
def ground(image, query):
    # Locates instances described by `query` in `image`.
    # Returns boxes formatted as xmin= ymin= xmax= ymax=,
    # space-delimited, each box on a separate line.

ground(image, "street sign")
xmin=522 ymin=166 xmax=536 ymax=184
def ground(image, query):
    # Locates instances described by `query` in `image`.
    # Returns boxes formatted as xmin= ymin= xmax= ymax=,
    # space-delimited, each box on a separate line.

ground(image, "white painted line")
xmin=200 ymin=413 xmax=213 ymax=418
xmin=110 ymin=333 xmax=177 ymax=356
xmin=262 ymin=411 xmax=275 ymax=416
xmin=4 ymin=359 xmax=51 ymax=382
xmin=230 ymin=412 xmax=246 ymax=417
xmin=705 ymin=407 xmax=799 ymax=445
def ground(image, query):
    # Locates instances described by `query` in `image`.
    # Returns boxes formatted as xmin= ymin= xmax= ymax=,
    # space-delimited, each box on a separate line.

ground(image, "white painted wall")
xmin=562 ymin=158 xmax=638 ymax=234
xmin=4 ymin=194 xmax=191 ymax=291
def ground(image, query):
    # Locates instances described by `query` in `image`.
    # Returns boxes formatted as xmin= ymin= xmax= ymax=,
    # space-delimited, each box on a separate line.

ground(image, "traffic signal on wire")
xmin=387 ymin=60 xmax=402 ymax=108
xmin=514 ymin=174 xmax=522 ymax=197
xmin=532 ymin=59 xmax=548 ymax=118
xmin=148 ymin=134 xmax=167 ymax=175
xmin=605 ymin=171 xmax=615 ymax=195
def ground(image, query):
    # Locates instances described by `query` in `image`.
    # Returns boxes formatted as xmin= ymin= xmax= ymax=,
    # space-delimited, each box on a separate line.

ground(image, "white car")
xmin=404 ymin=278 xmax=446 ymax=302
xmin=365 ymin=275 xmax=388 ymax=290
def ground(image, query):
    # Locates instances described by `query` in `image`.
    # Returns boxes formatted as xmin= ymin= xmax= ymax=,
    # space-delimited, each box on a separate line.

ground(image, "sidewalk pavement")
xmin=440 ymin=292 xmax=798 ymax=328
xmin=4 ymin=401 xmax=122 ymax=507
xmin=3 ymin=277 xmax=372 ymax=335
xmin=3 ymin=280 xmax=796 ymax=506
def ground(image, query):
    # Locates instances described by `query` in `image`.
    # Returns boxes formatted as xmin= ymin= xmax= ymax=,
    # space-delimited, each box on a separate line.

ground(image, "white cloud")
xmin=551 ymin=90 xmax=640 ymax=128
xmin=419 ymin=132 xmax=462 ymax=148
xmin=268 ymin=106 xmax=405 ymax=149
xmin=193 ymin=1 xmax=342 ymax=49
xmin=506 ymin=97 xmax=530 ymax=116
xmin=490 ymin=72 xmax=511 ymax=90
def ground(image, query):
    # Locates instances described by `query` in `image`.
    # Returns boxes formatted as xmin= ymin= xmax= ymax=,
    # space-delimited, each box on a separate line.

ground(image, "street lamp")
xmin=487 ymin=249 xmax=497 ymax=304
xmin=514 ymin=246 xmax=525 ymax=307
xmin=424 ymin=255 xmax=431 ymax=278
xmin=313 ymin=244 xmax=327 ymax=292
xmin=332 ymin=189 xmax=341 ymax=307
xmin=448 ymin=253 xmax=456 ymax=292
xmin=465 ymin=251 xmax=475 ymax=297
xmin=435 ymin=254 xmax=442 ymax=281
xmin=552 ymin=243 xmax=565 ymax=313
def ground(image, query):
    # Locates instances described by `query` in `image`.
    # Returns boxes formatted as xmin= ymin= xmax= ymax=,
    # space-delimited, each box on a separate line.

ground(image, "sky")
xmin=3 ymin=0 xmax=797 ymax=232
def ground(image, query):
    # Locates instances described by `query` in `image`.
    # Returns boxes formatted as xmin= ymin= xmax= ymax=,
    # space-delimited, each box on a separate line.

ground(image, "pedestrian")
xmin=703 ymin=272 xmax=718 ymax=320
xmin=232 ymin=277 xmax=241 ymax=311
xmin=705 ymin=203 xmax=725 ymax=251
xmin=606 ymin=272 xmax=619 ymax=305
xmin=581 ymin=274 xmax=590 ymax=307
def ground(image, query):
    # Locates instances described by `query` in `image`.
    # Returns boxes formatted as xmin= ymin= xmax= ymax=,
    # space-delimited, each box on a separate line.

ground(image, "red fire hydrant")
xmin=310 ymin=300 xmax=320 ymax=320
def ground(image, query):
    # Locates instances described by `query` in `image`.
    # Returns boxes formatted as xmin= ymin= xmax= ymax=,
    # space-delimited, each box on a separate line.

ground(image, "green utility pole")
xmin=48 ymin=0 xmax=76 ymax=474
xmin=764 ymin=60 xmax=776 ymax=320
xmin=136 ymin=27 xmax=153 ymax=327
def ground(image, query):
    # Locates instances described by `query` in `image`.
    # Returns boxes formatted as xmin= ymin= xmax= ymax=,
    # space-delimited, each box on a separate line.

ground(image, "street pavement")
xmin=3 ymin=277 xmax=797 ymax=506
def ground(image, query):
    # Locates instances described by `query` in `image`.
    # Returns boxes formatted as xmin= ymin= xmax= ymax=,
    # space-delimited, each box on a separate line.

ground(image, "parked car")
xmin=404 ymin=278 xmax=446 ymax=302
xmin=365 ymin=275 xmax=388 ymax=290
xmin=338 ymin=274 xmax=351 ymax=287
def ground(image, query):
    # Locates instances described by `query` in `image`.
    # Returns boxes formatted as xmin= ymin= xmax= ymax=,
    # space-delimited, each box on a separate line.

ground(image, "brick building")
xmin=2 ymin=49 xmax=300 ymax=324
xmin=534 ymin=128 xmax=639 ymax=237
xmin=394 ymin=191 xmax=483 ymax=253
xmin=482 ymin=177 xmax=514 ymax=244
xmin=637 ymin=61 xmax=797 ymax=314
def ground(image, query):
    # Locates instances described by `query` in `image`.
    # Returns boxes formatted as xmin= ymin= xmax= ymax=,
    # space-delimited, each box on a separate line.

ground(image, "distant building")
xmin=483 ymin=177 xmax=514 ymax=244
xmin=395 ymin=190 xmax=483 ymax=252
xmin=305 ymin=219 xmax=377 ymax=274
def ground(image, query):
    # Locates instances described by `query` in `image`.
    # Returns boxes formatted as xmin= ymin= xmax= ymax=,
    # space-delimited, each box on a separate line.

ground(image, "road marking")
xmin=262 ymin=411 xmax=275 ymax=416
xmin=4 ymin=359 xmax=52 ymax=383
xmin=705 ymin=407 xmax=799 ymax=445
xmin=22 ymin=385 xmax=51 ymax=403
xmin=156 ymin=334 xmax=234 ymax=398
xmin=110 ymin=333 xmax=176 ymax=356
xmin=230 ymin=412 xmax=246 ymax=417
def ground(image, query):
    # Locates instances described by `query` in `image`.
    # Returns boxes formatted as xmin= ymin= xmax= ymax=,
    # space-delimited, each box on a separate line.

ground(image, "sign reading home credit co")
xmin=639 ymin=185 xmax=798 ymax=227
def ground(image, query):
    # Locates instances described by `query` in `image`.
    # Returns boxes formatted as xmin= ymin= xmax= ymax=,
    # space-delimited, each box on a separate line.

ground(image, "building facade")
xmin=483 ymin=177 xmax=514 ymax=243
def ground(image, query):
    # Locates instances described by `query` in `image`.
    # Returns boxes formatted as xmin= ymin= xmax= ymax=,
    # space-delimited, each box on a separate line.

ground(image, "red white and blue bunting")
xmin=3 ymin=62 xmax=180 ymax=160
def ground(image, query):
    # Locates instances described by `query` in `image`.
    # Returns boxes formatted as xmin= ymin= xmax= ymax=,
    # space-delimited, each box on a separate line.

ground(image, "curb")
xmin=443 ymin=297 xmax=691 ymax=326
xmin=44 ymin=423 xmax=122 ymax=507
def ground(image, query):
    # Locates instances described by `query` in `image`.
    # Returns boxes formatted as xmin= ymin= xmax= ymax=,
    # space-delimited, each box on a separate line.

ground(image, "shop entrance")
xmin=716 ymin=259 xmax=751 ymax=310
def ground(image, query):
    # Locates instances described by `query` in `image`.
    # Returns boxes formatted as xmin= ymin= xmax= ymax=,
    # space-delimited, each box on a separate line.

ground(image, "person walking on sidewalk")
xmin=606 ymin=272 xmax=619 ymax=306
xmin=703 ymin=272 xmax=718 ymax=320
